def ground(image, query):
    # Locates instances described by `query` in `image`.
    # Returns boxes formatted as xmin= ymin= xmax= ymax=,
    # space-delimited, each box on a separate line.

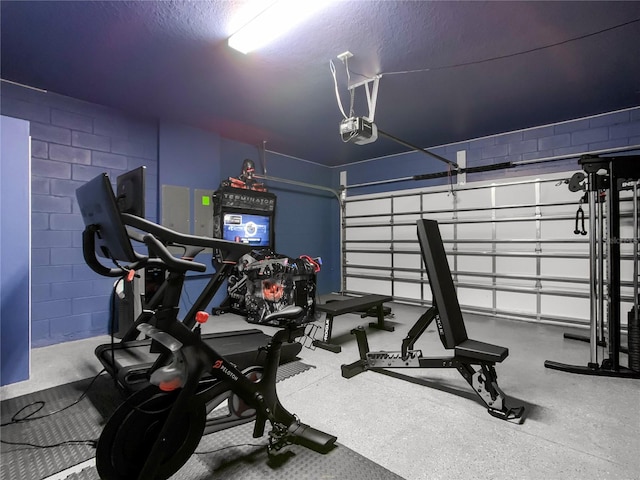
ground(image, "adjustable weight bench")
xmin=341 ymin=219 xmax=524 ymax=421
xmin=313 ymin=294 xmax=393 ymax=353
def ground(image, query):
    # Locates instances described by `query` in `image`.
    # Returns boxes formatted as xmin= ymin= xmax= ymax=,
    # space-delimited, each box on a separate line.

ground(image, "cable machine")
xmin=545 ymin=155 xmax=640 ymax=378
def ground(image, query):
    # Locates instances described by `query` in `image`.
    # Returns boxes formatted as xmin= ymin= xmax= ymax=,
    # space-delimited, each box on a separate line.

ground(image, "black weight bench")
xmin=313 ymin=294 xmax=393 ymax=353
xmin=341 ymin=219 xmax=524 ymax=421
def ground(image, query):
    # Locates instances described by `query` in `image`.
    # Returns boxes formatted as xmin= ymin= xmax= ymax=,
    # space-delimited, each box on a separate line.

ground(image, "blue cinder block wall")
xmin=1 ymin=83 xmax=159 ymax=347
xmin=0 ymin=83 xmax=339 ymax=347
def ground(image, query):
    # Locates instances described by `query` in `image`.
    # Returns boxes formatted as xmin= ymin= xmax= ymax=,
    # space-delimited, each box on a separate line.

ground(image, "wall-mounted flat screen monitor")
xmin=222 ymin=213 xmax=272 ymax=247
xmin=116 ymin=166 xmax=146 ymax=218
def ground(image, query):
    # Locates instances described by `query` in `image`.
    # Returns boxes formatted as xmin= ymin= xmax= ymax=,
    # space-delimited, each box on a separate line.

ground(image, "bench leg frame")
xmin=368 ymin=304 xmax=394 ymax=332
xmin=457 ymin=362 xmax=524 ymax=421
xmin=341 ymin=327 xmax=525 ymax=422
xmin=314 ymin=303 xmax=393 ymax=353
xmin=313 ymin=314 xmax=342 ymax=353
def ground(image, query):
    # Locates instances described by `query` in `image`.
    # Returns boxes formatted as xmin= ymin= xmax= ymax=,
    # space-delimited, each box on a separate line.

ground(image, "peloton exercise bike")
xmin=77 ymin=173 xmax=337 ymax=480
xmin=96 ymin=168 xmax=302 ymax=396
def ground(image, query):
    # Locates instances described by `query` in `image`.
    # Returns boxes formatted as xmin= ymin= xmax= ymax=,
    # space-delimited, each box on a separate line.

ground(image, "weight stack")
xmin=629 ymin=298 xmax=640 ymax=373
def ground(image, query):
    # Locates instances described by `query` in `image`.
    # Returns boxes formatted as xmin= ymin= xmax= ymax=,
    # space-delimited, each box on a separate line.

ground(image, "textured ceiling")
xmin=2 ymin=1 xmax=640 ymax=167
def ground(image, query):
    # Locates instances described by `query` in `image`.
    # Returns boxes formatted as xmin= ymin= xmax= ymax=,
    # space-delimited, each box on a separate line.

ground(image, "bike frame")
xmin=134 ymin=269 xmax=306 ymax=479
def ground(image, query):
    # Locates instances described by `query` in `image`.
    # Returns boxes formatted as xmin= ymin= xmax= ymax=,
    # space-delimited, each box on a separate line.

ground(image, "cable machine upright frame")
xmin=545 ymin=155 xmax=640 ymax=378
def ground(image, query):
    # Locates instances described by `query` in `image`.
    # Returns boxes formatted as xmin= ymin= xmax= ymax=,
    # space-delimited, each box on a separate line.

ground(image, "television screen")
xmin=116 ymin=166 xmax=146 ymax=218
xmin=222 ymin=213 xmax=271 ymax=247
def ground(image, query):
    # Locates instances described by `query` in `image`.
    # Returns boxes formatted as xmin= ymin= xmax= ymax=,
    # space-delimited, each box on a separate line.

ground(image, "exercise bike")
xmin=77 ymin=173 xmax=337 ymax=479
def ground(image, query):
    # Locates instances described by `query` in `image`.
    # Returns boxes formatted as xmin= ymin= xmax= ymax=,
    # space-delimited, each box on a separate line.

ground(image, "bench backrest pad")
xmin=417 ymin=219 xmax=468 ymax=349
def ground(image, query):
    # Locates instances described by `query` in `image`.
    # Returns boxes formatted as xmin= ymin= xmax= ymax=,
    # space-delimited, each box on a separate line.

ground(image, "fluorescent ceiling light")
xmin=228 ymin=0 xmax=333 ymax=54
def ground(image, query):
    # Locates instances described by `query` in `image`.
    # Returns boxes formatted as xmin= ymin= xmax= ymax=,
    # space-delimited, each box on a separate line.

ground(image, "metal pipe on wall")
xmin=254 ymin=173 xmax=341 ymax=201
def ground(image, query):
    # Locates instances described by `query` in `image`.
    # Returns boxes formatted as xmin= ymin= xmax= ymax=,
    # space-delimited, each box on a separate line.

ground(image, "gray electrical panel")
xmin=161 ymin=184 xmax=190 ymax=234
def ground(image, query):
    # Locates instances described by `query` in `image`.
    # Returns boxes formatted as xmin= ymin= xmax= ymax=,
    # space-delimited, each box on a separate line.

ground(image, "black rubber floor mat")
xmin=64 ymin=420 xmax=405 ymax=480
xmin=189 ymin=421 xmax=405 ymax=480
xmin=0 ymin=375 xmax=121 ymax=480
xmin=0 ymin=361 xmax=315 ymax=480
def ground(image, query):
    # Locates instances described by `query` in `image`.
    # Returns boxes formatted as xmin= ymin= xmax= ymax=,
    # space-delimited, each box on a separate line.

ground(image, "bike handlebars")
xmin=122 ymin=214 xmax=253 ymax=262
xmin=81 ymin=212 xmax=254 ymax=279
xmin=82 ymin=226 xmax=142 ymax=277
xmin=142 ymin=234 xmax=207 ymax=273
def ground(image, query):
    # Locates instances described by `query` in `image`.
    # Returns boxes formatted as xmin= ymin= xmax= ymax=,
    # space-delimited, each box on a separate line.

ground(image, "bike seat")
xmin=263 ymin=306 xmax=304 ymax=325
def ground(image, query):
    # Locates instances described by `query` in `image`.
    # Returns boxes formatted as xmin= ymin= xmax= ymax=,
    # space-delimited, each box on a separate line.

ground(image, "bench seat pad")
xmin=316 ymin=294 xmax=392 ymax=316
xmin=455 ymin=339 xmax=508 ymax=363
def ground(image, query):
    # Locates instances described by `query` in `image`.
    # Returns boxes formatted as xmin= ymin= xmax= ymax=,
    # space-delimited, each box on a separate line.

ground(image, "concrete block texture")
xmin=2 ymin=84 xmax=159 ymax=345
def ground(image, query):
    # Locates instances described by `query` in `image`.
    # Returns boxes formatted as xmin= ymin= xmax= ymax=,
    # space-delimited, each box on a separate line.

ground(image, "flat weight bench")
xmin=313 ymin=294 xmax=393 ymax=353
xmin=341 ymin=219 xmax=524 ymax=422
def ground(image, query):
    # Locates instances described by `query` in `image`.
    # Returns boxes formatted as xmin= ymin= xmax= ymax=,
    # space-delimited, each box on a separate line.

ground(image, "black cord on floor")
xmin=0 ymin=368 xmax=106 ymax=427
xmin=0 ymin=438 xmax=98 ymax=451
xmin=0 ymin=369 xmax=107 ymax=450
xmin=195 ymin=442 xmax=267 ymax=455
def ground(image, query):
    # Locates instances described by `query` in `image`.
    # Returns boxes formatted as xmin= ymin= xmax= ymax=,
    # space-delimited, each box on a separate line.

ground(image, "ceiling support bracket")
xmin=348 ymin=75 xmax=381 ymax=123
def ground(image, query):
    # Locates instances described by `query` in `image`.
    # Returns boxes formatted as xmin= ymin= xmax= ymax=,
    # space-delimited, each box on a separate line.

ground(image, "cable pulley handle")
xmin=142 ymin=234 xmax=207 ymax=273
xmin=574 ymin=204 xmax=587 ymax=235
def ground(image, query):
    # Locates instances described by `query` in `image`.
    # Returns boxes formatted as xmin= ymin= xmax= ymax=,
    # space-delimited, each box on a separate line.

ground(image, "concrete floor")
xmin=2 ymin=302 xmax=639 ymax=480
